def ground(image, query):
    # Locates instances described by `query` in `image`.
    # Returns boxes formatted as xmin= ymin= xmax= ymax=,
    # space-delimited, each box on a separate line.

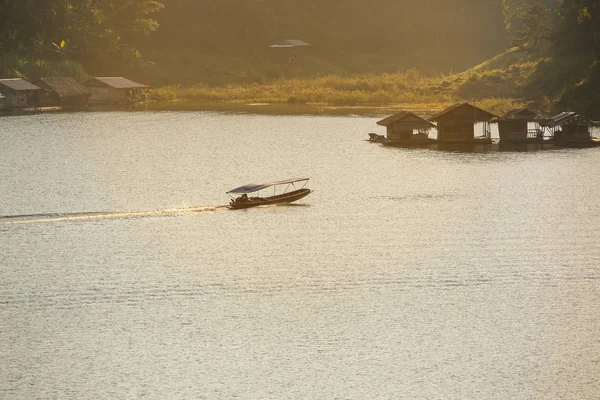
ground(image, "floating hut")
xmin=543 ymin=112 xmax=600 ymax=147
xmin=376 ymin=111 xmax=436 ymax=147
xmin=429 ymin=103 xmax=496 ymax=144
xmin=33 ymin=77 xmax=92 ymax=108
xmin=83 ymin=77 xmax=148 ymax=104
xmin=0 ymin=78 xmax=42 ymax=108
xmin=494 ymin=108 xmax=547 ymax=143
xmin=268 ymin=39 xmax=310 ymax=64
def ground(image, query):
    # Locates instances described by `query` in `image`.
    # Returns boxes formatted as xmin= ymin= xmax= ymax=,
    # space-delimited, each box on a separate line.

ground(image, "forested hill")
xmin=148 ymin=0 xmax=506 ymax=72
xmin=1 ymin=0 xmax=599 ymax=116
xmin=1 ymin=0 xmax=516 ymax=78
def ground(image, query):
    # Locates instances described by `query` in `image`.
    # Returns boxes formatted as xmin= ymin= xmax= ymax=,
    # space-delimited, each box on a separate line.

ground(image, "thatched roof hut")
xmin=492 ymin=108 xmax=547 ymax=142
xmin=377 ymin=111 xmax=436 ymax=141
xmin=429 ymin=103 xmax=496 ymax=143
xmin=497 ymin=108 xmax=547 ymax=122
xmin=83 ymin=77 xmax=148 ymax=104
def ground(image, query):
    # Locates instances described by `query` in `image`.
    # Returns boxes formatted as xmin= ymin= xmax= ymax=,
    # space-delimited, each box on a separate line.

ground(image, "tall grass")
xmin=149 ymin=70 xmax=458 ymax=106
xmin=146 ymin=49 xmax=557 ymax=115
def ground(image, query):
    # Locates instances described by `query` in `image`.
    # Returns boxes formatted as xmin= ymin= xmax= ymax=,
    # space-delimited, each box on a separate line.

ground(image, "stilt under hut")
xmin=376 ymin=111 xmax=437 ymax=147
xmin=543 ymin=112 xmax=600 ymax=148
xmin=429 ymin=103 xmax=496 ymax=145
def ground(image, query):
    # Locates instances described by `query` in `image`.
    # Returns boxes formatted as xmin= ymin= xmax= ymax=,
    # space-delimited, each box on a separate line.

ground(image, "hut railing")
xmin=527 ymin=128 xmax=544 ymax=139
xmin=483 ymin=121 xmax=492 ymax=139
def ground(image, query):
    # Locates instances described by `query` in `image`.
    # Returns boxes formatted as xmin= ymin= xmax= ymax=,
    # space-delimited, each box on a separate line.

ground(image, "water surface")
xmin=1 ymin=111 xmax=599 ymax=399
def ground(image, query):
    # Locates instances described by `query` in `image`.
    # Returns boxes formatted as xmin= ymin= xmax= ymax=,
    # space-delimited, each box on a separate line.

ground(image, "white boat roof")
xmin=227 ymin=178 xmax=309 ymax=194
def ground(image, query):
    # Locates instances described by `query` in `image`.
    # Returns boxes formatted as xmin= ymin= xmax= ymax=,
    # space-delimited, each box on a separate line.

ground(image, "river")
xmin=1 ymin=111 xmax=599 ymax=399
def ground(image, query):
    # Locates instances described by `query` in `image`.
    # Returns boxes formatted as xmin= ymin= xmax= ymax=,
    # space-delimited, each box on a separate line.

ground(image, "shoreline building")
xmin=0 ymin=78 xmax=42 ymax=109
xmin=33 ymin=77 xmax=92 ymax=108
xmin=83 ymin=77 xmax=148 ymax=105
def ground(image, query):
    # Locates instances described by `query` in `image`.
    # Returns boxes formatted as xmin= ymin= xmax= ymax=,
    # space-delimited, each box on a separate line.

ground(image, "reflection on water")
xmin=1 ymin=111 xmax=600 ymax=399
xmin=0 ymin=206 xmax=230 ymax=225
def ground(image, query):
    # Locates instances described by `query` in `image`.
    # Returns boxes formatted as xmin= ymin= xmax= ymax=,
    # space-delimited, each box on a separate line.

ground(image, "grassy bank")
xmin=2 ymin=48 xmax=571 ymax=117
xmin=147 ymin=61 xmax=535 ymax=116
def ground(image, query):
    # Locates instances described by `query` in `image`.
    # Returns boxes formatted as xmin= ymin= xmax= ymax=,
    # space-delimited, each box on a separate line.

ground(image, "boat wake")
xmin=0 ymin=205 xmax=231 ymax=225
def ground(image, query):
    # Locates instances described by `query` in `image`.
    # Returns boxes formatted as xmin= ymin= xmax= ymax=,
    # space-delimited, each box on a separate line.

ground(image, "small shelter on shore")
xmin=493 ymin=108 xmax=547 ymax=142
xmin=543 ymin=111 xmax=600 ymax=146
xmin=268 ymin=39 xmax=310 ymax=64
xmin=0 ymin=93 xmax=6 ymax=110
xmin=0 ymin=78 xmax=43 ymax=108
xmin=33 ymin=77 xmax=92 ymax=108
xmin=429 ymin=103 xmax=496 ymax=143
xmin=376 ymin=111 xmax=436 ymax=145
xmin=83 ymin=77 xmax=148 ymax=104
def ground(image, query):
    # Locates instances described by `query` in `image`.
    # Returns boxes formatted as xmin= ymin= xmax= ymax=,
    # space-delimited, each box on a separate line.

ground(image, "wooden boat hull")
xmin=230 ymin=188 xmax=313 ymax=209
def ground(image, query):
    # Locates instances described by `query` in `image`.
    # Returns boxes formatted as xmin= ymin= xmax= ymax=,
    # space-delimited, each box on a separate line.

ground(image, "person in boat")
xmin=239 ymin=194 xmax=249 ymax=203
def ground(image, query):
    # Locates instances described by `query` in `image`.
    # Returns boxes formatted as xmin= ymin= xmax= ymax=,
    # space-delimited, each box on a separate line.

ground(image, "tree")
xmin=505 ymin=1 xmax=553 ymax=51
xmin=0 ymin=0 xmax=164 ymax=70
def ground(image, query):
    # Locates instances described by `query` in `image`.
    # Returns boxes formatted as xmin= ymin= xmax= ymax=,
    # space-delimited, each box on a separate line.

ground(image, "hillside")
xmin=141 ymin=50 xmax=544 ymax=116
xmin=1 ymin=0 xmax=598 ymax=117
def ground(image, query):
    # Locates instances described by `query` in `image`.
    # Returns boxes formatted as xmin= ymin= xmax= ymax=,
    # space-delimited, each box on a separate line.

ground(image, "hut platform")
xmin=437 ymin=137 xmax=493 ymax=145
xmin=382 ymin=138 xmax=437 ymax=148
xmin=549 ymin=138 xmax=600 ymax=148
xmin=499 ymin=137 xmax=545 ymax=144
xmin=0 ymin=106 xmax=65 ymax=116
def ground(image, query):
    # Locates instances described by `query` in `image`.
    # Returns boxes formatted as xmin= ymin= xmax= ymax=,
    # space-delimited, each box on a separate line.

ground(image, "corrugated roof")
xmin=544 ymin=111 xmax=600 ymax=128
xmin=429 ymin=103 xmax=496 ymax=122
xmin=0 ymin=78 xmax=42 ymax=92
xmin=227 ymin=178 xmax=309 ymax=194
xmin=269 ymin=39 xmax=310 ymax=48
xmin=284 ymin=39 xmax=310 ymax=46
xmin=84 ymin=77 xmax=148 ymax=89
xmin=34 ymin=77 xmax=92 ymax=98
xmin=377 ymin=111 xmax=436 ymax=128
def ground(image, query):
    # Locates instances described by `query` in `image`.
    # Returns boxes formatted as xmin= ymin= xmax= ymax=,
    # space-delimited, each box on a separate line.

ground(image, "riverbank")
xmin=138 ymin=100 xmax=450 ymax=117
xmin=137 ymin=97 xmax=529 ymax=118
xmin=0 ymin=98 xmax=526 ymax=119
xmin=142 ymin=58 xmax=541 ymax=116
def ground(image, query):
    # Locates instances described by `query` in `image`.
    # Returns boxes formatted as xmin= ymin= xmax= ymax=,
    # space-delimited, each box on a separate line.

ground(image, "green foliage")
xmin=0 ymin=0 xmax=163 ymax=75
xmin=507 ymin=2 xmax=553 ymax=51
xmin=148 ymin=70 xmax=458 ymax=106
xmin=150 ymin=0 xmax=508 ymax=74
xmin=1 ymin=0 xmax=598 ymax=117
xmin=475 ymin=98 xmax=528 ymax=115
xmin=541 ymin=0 xmax=600 ymax=117
xmin=556 ymin=60 xmax=600 ymax=117
xmin=0 ymin=53 xmax=88 ymax=81
xmin=503 ymin=1 xmax=554 ymax=50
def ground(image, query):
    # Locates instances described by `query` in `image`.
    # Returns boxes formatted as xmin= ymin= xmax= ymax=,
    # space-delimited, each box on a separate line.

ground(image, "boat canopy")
xmin=227 ymin=178 xmax=309 ymax=194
